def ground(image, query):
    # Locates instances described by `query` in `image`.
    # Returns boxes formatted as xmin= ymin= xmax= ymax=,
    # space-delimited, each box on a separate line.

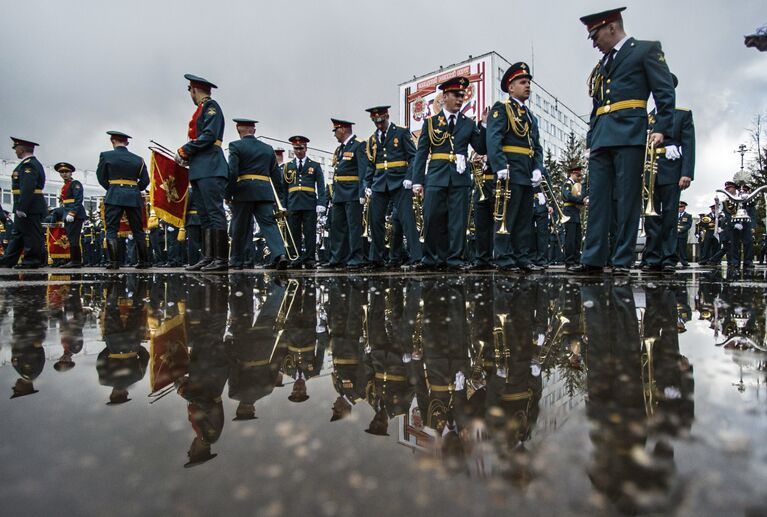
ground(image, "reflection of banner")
xmin=47 ymin=225 xmax=70 ymax=259
xmin=149 ymin=313 xmax=189 ymax=393
xmin=150 ymin=150 xmax=189 ymax=228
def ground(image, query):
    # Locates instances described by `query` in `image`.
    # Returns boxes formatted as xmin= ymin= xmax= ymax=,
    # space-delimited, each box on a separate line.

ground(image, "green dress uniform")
xmin=562 ymin=176 xmax=586 ymax=266
xmin=469 ymin=159 xmax=496 ymax=268
xmin=96 ymin=131 xmax=150 ymax=269
xmin=282 ymin=151 xmax=326 ymax=268
xmin=411 ymin=78 xmax=487 ymax=269
xmin=643 ymin=100 xmax=696 ymax=270
xmin=10 ymin=284 xmax=47 ymax=397
xmin=487 ymin=63 xmax=546 ymax=271
xmin=328 ymin=121 xmax=368 ymax=268
xmin=576 ymin=9 xmax=676 ymax=272
xmin=363 ymin=108 xmax=423 ymax=267
xmin=699 ymin=208 xmax=718 ymax=263
xmin=1 ymin=146 xmax=47 ymax=268
xmin=225 ymin=130 xmax=287 ymax=269
xmin=56 ymin=162 xmax=87 ymax=267
xmin=178 ymin=74 xmax=229 ymax=271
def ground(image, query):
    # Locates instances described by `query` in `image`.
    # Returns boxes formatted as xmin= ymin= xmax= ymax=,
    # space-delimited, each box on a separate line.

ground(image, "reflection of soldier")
xmin=327 ymin=278 xmax=367 ymax=422
xmin=176 ymin=276 xmax=229 ymax=467
xmin=54 ymin=284 xmax=85 ymax=372
xmin=227 ymin=277 xmax=286 ymax=420
xmin=283 ymin=279 xmax=324 ymax=402
xmin=11 ymin=285 xmax=48 ymax=398
xmin=583 ymin=284 xmax=676 ymax=514
xmin=366 ymin=279 xmax=417 ymax=433
xmin=97 ymin=278 xmax=149 ymax=404
xmin=486 ymin=279 xmax=542 ymax=485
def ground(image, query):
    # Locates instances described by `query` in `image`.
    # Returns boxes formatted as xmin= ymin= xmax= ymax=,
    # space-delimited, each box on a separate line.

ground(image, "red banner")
xmin=46 ymin=225 xmax=70 ymax=259
xmin=150 ymin=150 xmax=189 ymax=228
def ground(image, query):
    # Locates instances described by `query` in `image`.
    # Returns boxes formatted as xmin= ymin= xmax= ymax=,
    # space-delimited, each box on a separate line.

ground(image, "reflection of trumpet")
xmin=638 ymin=307 xmax=658 ymax=416
xmin=493 ymin=313 xmax=508 ymax=377
xmin=271 ymin=279 xmax=299 ymax=362
xmin=539 ymin=313 xmax=570 ymax=365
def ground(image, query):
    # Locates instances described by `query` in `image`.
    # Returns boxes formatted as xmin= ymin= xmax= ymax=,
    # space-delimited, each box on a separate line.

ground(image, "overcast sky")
xmin=1 ymin=0 xmax=765 ymax=215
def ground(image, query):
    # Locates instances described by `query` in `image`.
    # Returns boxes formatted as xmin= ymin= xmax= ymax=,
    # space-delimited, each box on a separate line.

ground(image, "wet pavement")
xmin=1 ymin=267 xmax=766 ymax=517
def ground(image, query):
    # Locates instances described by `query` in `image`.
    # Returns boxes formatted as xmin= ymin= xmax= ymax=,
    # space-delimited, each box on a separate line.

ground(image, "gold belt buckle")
xmin=603 ymin=105 xmax=611 ymax=113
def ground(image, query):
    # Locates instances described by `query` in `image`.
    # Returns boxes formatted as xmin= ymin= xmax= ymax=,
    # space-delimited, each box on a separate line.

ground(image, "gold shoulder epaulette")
xmin=676 ymin=107 xmax=690 ymax=111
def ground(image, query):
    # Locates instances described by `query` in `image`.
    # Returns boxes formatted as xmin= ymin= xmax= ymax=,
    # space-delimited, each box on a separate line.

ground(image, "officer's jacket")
xmin=226 ymin=135 xmax=283 ymax=203
xmin=61 ymin=180 xmax=87 ymax=220
xmin=650 ymin=107 xmax=695 ymax=185
xmin=181 ymin=98 xmax=228 ymax=181
xmin=412 ymin=111 xmax=487 ymax=187
xmin=282 ymin=157 xmax=326 ymax=211
xmin=677 ymin=211 xmax=692 ymax=235
xmin=587 ymin=38 xmax=676 ymax=151
xmin=562 ymin=178 xmax=585 ymax=223
xmin=96 ymin=147 xmax=149 ymax=208
xmin=331 ymin=135 xmax=367 ymax=203
xmin=11 ymin=156 xmax=47 ymax=215
xmin=363 ymin=123 xmax=416 ymax=193
xmin=487 ymin=99 xmax=544 ymax=185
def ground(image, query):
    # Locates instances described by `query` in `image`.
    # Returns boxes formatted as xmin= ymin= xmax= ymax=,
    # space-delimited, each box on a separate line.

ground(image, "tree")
xmin=746 ymin=114 xmax=767 ymax=187
xmin=560 ymin=131 xmax=586 ymax=173
xmin=544 ymin=148 xmax=561 ymax=191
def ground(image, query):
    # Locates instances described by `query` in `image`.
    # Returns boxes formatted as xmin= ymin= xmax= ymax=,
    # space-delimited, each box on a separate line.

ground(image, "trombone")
xmin=268 ymin=178 xmax=300 ymax=261
xmin=271 ymin=278 xmax=299 ymax=363
xmin=539 ymin=177 xmax=571 ymax=226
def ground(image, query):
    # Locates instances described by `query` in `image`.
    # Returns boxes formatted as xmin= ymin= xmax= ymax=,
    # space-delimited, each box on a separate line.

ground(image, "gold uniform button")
xmin=606 ymin=79 xmax=612 ymax=84
xmin=606 ymin=89 xmax=611 ymax=94
xmin=606 ymin=100 xmax=611 ymax=104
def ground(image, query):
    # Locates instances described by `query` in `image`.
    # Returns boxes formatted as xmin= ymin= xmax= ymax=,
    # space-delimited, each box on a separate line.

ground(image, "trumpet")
xmin=412 ymin=193 xmax=425 ymax=242
xmin=539 ymin=177 xmax=571 ymax=226
xmin=268 ymin=178 xmax=300 ymax=261
xmin=361 ymin=195 xmax=371 ymax=240
xmin=641 ymin=130 xmax=660 ymax=218
xmin=493 ymin=176 xmax=511 ymax=235
xmin=470 ymin=153 xmax=487 ymax=202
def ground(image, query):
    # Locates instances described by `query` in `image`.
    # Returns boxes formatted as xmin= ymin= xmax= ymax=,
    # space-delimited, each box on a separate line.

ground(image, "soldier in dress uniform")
xmin=54 ymin=162 xmax=87 ymax=268
xmin=642 ymin=73 xmax=695 ymax=272
xmin=562 ymin=166 xmax=587 ymax=267
xmin=10 ymin=284 xmax=47 ymax=398
xmin=362 ymin=105 xmax=422 ymax=269
xmin=487 ymin=63 xmax=546 ymax=272
xmin=571 ymin=7 xmax=676 ymax=275
xmin=0 ymin=137 xmax=47 ymax=269
xmin=225 ymin=118 xmax=288 ymax=271
xmin=676 ymin=201 xmax=693 ymax=267
xmin=283 ymin=279 xmax=326 ymax=402
xmin=96 ymin=277 xmax=150 ymax=404
xmin=531 ymin=185 xmax=551 ymax=267
xmin=95 ymin=130 xmax=150 ymax=270
xmin=411 ymin=76 xmax=487 ymax=270
xmin=176 ymin=74 xmax=229 ymax=271
xmin=282 ymin=135 xmax=326 ymax=269
xmin=698 ymin=203 xmax=718 ymax=264
xmin=325 ymin=118 xmax=368 ymax=270
xmin=727 ymin=182 xmax=756 ymax=271
xmin=81 ymin=219 xmax=95 ymax=266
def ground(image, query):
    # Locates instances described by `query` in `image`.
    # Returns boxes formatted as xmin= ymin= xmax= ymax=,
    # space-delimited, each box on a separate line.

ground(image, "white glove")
xmin=315 ymin=324 xmax=326 ymax=333
xmin=15 ymin=210 xmax=27 ymax=218
xmin=537 ymin=193 xmax=546 ymax=205
xmin=127 ymin=234 xmax=134 ymax=240
xmin=174 ymin=152 xmax=187 ymax=165
xmin=583 ymin=148 xmax=590 ymax=160
xmin=316 ymin=205 xmax=326 ymax=215
xmin=530 ymin=362 xmax=541 ymax=377
xmin=734 ymin=223 xmax=743 ymax=231
xmin=359 ymin=197 xmax=365 ymax=205
xmin=65 ymin=214 xmax=75 ymax=223
xmin=402 ymin=353 xmax=412 ymax=363
xmin=402 ymin=179 xmax=413 ymax=190
xmin=454 ymin=371 xmax=466 ymax=391
xmin=365 ymin=187 xmax=373 ymax=197
xmin=665 ymin=145 xmax=682 ymax=160
xmin=531 ymin=169 xmax=543 ymax=187
xmin=167 ymin=226 xmax=175 ymax=232
xmin=496 ymin=168 xmax=509 ymax=180
xmin=456 ymin=154 xmax=467 ymax=174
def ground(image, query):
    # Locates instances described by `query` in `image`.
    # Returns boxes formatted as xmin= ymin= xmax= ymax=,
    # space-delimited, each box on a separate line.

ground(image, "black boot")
xmin=105 ymin=239 xmax=119 ymax=270
xmin=61 ymin=245 xmax=82 ymax=269
xmin=134 ymin=236 xmax=151 ymax=269
xmin=186 ymin=229 xmax=214 ymax=271
xmin=202 ymin=229 xmax=229 ymax=272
